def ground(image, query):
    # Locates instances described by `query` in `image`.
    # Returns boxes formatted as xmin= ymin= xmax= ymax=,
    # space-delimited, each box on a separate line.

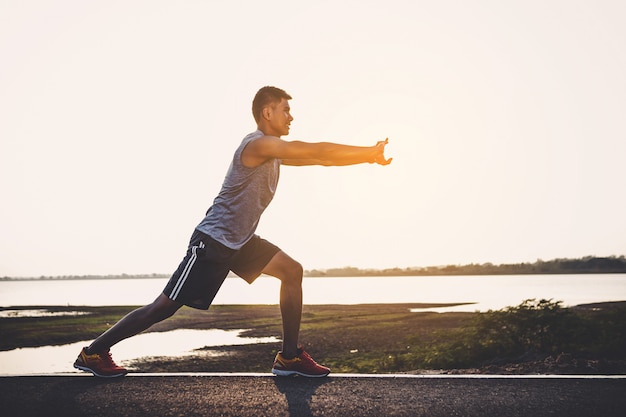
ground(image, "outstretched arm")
xmin=242 ymin=136 xmax=392 ymax=168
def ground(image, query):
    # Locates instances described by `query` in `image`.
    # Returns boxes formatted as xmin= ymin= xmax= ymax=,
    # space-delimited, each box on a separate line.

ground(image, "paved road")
xmin=1 ymin=374 xmax=625 ymax=417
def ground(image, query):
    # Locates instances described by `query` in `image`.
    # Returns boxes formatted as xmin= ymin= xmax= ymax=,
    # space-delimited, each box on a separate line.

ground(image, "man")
xmin=74 ymin=86 xmax=392 ymax=378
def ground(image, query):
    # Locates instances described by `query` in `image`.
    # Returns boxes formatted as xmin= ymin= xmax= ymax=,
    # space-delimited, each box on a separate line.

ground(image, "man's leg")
xmin=87 ymin=293 xmax=182 ymax=354
xmin=75 ymin=293 xmax=183 ymax=376
xmin=261 ymin=251 xmax=303 ymax=359
xmin=262 ymin=250 xmax=330 ymax=377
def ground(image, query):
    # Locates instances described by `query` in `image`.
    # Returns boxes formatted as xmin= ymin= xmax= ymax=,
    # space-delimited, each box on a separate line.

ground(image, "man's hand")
xmin=373 ymin=138 xmax=393 ymax=165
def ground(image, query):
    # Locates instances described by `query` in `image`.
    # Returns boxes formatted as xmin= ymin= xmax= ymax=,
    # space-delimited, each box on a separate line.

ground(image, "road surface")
xmin=1 ymin=373 xmax=624 ymax=416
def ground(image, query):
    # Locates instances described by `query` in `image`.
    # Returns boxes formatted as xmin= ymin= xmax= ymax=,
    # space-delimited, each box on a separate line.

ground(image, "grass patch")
xmin=2 ymin=301 xmax=624 ymax=374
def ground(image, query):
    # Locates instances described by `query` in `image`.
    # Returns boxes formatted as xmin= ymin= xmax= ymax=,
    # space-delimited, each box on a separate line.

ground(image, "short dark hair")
xmin=252 ymin=86 xmax=292 ymax=123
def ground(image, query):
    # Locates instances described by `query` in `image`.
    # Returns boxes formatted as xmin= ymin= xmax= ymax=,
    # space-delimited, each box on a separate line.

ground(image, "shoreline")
xmin=2 ymin=302 xmax=625 ymax=375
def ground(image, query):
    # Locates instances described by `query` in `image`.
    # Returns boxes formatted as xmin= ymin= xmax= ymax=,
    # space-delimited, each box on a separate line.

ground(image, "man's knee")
xmin=285 ymin=260 xmax=304 ymax=282
xmin=147 ymin=294 xmax=181 ymax=320
xmin=277 ymin=258 xmax=304 ymax=285
xmin=264 ymin=251 xmax=304 ymax=283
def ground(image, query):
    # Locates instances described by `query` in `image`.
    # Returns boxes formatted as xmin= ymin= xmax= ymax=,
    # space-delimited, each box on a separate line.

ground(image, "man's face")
xmin=266 ymin=98 xmax=293 ymax=137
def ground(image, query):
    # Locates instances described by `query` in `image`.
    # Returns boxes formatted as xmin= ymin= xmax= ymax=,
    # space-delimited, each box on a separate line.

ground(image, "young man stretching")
xmin=74 ymin=86 xmax=392 ymax=377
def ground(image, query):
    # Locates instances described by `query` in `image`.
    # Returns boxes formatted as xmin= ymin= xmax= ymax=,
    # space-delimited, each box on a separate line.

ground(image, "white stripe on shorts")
xmin=171 ymin=241 xmax=205 ymax=301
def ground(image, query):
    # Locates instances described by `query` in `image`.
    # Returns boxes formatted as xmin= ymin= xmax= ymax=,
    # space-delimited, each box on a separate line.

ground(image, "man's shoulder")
xmin=243 ymin=130 xmax=267 ymax=141
xmin=239 ymin=132 xmax=284 ymax=167
xmin=244 ymin=133 xmax=285 ymax=149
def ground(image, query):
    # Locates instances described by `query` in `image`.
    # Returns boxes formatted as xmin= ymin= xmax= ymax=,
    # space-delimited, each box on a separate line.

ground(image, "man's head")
xmin=252 ymin=86 xmax=292 ymax=124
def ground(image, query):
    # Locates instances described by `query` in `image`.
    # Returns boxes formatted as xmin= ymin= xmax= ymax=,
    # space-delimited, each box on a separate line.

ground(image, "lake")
xmin=1 ymin=274 xmax=625 ymax=313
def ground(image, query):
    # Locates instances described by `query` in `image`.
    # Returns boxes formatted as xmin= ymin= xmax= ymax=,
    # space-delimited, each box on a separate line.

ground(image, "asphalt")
xmin=1 ymin=373 xmax=625 ymax=417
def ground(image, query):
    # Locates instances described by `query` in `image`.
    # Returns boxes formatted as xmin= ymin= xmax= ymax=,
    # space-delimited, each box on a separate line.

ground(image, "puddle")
xmin=409 ymin=303 xmax=480 ymax=313
xmin=0 ymin=309 xmax=91 ymax=318
xmin=0 ymin=328 xmax=280 ymax=375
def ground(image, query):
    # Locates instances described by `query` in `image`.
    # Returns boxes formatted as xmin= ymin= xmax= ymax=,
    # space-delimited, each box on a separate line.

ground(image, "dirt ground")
xmin=1 ymin=303 xmax=624 ymax=375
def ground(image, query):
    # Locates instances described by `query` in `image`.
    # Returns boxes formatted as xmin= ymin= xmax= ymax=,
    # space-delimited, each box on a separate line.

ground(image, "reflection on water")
xmin=0 ymin=328 xmax=280 ymax=376
xmin=410 ymin=303 xmax=479 ymax=313
xmin=0 ymin=309 xmax=91 ymax=318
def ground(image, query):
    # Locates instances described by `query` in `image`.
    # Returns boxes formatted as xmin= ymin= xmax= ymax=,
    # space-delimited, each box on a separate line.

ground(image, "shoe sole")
xmin=74 ymin=363 xmax=128 ymax=378
xmin=272 ymin=368 xmax=330 ymax=378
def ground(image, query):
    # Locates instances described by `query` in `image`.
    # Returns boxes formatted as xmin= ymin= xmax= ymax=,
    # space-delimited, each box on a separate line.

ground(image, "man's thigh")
xmin=230 ymin=235 xmax=281 ymax=283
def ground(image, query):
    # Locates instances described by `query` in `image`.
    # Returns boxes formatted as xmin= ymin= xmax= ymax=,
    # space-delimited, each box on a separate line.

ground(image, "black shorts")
xmin=163 ymin=229 xmax=281 ymax=310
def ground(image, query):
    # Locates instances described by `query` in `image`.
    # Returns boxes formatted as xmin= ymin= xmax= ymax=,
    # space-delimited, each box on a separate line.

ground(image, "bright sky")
xmin=1 ymin=0 xmax=625 ymax=277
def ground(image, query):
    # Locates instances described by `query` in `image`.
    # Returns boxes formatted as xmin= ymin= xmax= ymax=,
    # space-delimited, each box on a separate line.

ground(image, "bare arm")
xmin=242 ymin=136 xmax=392 ymax=168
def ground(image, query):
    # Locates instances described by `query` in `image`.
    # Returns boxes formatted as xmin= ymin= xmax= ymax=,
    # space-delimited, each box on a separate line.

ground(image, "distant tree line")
xmin=2 ymin=255 xmax=625 ymax=280
xmin=304 ymin=255 xmax=626 ymax=277
xmin=0 ymin=273 xmax=170 ymax=281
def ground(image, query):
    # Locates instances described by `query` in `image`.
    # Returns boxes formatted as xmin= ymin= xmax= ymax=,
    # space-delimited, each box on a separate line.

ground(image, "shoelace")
xmin=101 ymin=352 xmax=119 ymax=367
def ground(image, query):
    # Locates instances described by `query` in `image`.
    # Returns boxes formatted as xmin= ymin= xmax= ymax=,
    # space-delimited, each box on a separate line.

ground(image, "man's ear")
xmin=262 ymin=106 xmax=272 ymax=120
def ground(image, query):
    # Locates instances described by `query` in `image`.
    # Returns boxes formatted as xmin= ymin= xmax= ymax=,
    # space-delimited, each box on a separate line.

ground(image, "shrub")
xmin=405 ymin=299 xmax=623 ymax=369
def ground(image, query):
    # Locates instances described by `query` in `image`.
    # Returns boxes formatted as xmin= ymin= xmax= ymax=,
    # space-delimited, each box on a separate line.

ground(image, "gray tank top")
xmin=196 ymin=130 xmax=280 ymax=249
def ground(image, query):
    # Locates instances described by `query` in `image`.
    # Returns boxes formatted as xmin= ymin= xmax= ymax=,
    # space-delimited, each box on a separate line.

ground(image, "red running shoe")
xmin=272 ymin=347 xmax=330 ymax=377
xmin=73 ymin=347 xmax=128 ymax=377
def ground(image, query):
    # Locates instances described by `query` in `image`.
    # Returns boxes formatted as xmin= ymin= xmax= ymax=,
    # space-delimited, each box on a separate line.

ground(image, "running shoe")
xmin=272 ymin=347 xmax=330 ymax=377
xmin=73 ymin=347 xmax=128 ymax=377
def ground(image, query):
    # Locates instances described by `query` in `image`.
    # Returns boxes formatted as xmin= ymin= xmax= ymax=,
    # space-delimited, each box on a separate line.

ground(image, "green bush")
xmin=403 ymin=299 xmax=626 ymax=369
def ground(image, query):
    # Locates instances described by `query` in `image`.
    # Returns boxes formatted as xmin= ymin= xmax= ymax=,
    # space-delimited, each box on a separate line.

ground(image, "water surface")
xmin=1 ymin=274 xmax=624 ymax=312
xmin=0 ymin=328 xmax=279 ymax=376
